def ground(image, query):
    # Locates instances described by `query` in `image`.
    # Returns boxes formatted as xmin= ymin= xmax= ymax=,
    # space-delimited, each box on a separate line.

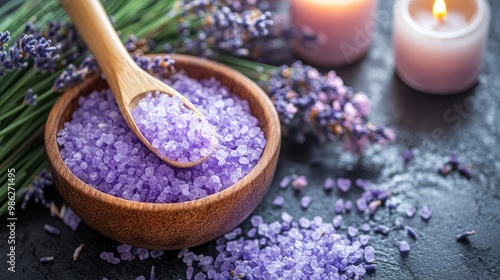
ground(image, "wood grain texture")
xmin=61 ymin=0 xmax=216 ymax=168
xmin=44 ymin=54 xmax=281 ymax=250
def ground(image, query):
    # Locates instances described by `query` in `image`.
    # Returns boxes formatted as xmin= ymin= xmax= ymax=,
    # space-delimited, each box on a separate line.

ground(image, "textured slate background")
xmin=1 ymin=0 xmax=499 ymax=279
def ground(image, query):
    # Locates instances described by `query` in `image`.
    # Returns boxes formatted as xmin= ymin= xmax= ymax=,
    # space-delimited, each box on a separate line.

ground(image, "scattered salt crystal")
xmin=335 ymin=198 xmax=344 ymax=213
xmin=356 ymin=198 xmax=368 ymax=212
xmin=63 ymin=207 xmax=81 ymax=231
xmin=399 ymin=241 xmax=411 ymax=253
xmin=272 ymin=196 xmax=285 ymax=207
xmin=355 ymin=178 xmax=371 ymax=191
xmin=251 ymin=215 xmax=264 ymax=227
xmin=419 ymin=205 xmax=432 ymax=220
xmin=324 ymin=177 xmax=335 ymax=190
xmin=337 ymin=178 xmax=351 ymax=192
xmin=406 ymin=205 xmax=416 ymax=217
xmin=300 ymin=195 xmax=312 ymax=209
xmin=344 ymin=200 xmax=353 ymax=211
xmin=348 ymin=226 xmax=359 ymax=237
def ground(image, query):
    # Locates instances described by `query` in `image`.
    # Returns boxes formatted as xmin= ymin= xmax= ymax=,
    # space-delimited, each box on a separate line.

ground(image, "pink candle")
xmin=291 ymin=0 xmax=378 ymax=68
xmin=393 ymin=0 xmax=491 ymax=94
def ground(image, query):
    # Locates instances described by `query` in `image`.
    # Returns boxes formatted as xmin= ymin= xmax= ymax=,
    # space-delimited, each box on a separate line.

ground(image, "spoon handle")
xmin=61 ymin=0 xmax=134 ymax=91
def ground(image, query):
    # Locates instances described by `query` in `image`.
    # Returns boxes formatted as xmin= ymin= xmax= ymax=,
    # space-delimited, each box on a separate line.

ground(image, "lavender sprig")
xmin=265 ymin=61 xmax=395 ymax=152
xmin=166 ymin=2 xmax=273 ymax=58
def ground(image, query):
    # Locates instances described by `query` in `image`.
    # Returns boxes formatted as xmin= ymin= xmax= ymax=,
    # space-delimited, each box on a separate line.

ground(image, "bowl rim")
xmin=45 ymin=53 xmax=281 ymax=212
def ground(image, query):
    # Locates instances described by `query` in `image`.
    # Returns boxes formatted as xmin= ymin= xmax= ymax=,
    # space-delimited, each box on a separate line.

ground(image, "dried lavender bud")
xmin=73 ymin=244 xmax=84 ymax=261
xmin=399 ymin=241 xmax=411 ymax=253
xmin=449 ymin=154 xmax=459 ymax=169
xmin=150 ymin=265 xmax=156 ymax=280
xmin=49 ymin=202 xmax=61 ymax=219
xmin=364 ymin=264 xmax=377 ymax=272
xmin=135 ymin=276 xmax=145 ymax=280
xmin=40 ymin=256 xmax=54 ymax=263
xmin=376 ymin=191 xmax=392 ymax=202
xmin=406 ymin=226 xmax=418 ymax=240
xmin=458 ymin=165 xmax=472 ymax=179
xmin=44 ymin=224 xmax=61 ymax=236
xmin=150 ymin=250 xmax=164 ymax=259
xmin=373 ymin=225 xmax=390 ymax=235
xmin=439 ymin=163 xmax=452 ymax=176
xmin=456 ymin=230 xmax=476 ymax=241
xmin=368 ymin=200 xmax=382 ymax=215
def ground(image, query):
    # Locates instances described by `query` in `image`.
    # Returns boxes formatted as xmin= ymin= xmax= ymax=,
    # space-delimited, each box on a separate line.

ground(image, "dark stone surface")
xmin=1 ymin=0 xmax=499 ymax=279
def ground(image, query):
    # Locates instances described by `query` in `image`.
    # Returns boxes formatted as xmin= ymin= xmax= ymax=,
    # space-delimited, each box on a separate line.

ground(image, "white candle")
xmin=393 ymin=0 xmax=491 ymax=94
xmin=291 ymin=0 xmax=378 ymax=68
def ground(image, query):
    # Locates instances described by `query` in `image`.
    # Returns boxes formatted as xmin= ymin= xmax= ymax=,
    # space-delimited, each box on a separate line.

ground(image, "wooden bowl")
xmin=44 ymin=54 xmax=281 ymax=250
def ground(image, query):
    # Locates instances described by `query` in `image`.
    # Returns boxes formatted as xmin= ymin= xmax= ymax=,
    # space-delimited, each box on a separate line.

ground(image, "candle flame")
xmin=433 ymin=0 xmax=447 ymax=21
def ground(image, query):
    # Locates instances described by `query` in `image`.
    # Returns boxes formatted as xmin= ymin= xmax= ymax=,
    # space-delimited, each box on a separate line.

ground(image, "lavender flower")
xmin=0 ymin=31 xmax=10 ymax=50
xmin=20 ymin=169 xmax=53 ymax=209
xmin=456 ymin=230 xmax=476 ymax=241
xmin=23 ymin=89 xmax=37 ymax=106
xmin=169 ymin=2 xmax=273 ymax=58
xmin=265 ymin=61 xmax=395 ymax=152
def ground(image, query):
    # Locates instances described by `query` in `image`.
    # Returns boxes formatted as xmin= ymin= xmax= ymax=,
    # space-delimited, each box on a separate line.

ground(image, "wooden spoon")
xmin=61 ymin=0 xmax=217 ymax=168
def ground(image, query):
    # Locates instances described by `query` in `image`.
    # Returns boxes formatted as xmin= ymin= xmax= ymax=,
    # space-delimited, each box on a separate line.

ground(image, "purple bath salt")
xmin=348 ymin=226 xmax=359 ymax=237
xmin=419 ymin=205 xmax=433 ymax=220
xmin=406 ymin=205 xmax=417 ymax=218
xmin=356 ymin=198 xmax=368 ymax=212
xmin=332 ymin=215 xmax=342 ymax=228
xmin=337 ymin=178 xmax=351 ymax=192
xmin=57 ymin=73 xmax=265 ymax=203
xmin=355 ymin=178 xmax=371 ymax=191
xmin=300 ymin=195 xmax=312 ymax=209
xmin=180 ymin=213 xmax=374 ymax=279
xmin=361 ymin=223 xmax=371 ymax=232
xmin=335 ymin=198 xmax=344 ymax=213
xmin=63 ymin=207 xmax=81 ymax=231
xmin=132 ymin=91 xmax=216 ymax=164
xmin=399 ymin=241 xmax=411 ymax=253
xmin=344 ymin=200 xmax=353 ymax=211
xmin=324 ymin=177 xmax=335 ymax=190
xmin=279 ymin=175 xmax=292 ymax=189
xmin=272 ymin=196 xmax=285 ymax=207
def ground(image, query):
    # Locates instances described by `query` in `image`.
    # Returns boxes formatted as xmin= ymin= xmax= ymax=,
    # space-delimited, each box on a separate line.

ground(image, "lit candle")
xmin=393 ymin=0 xmax=491 ymax=94
xmin=291 ymin=0 xmax=378 ymax=68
